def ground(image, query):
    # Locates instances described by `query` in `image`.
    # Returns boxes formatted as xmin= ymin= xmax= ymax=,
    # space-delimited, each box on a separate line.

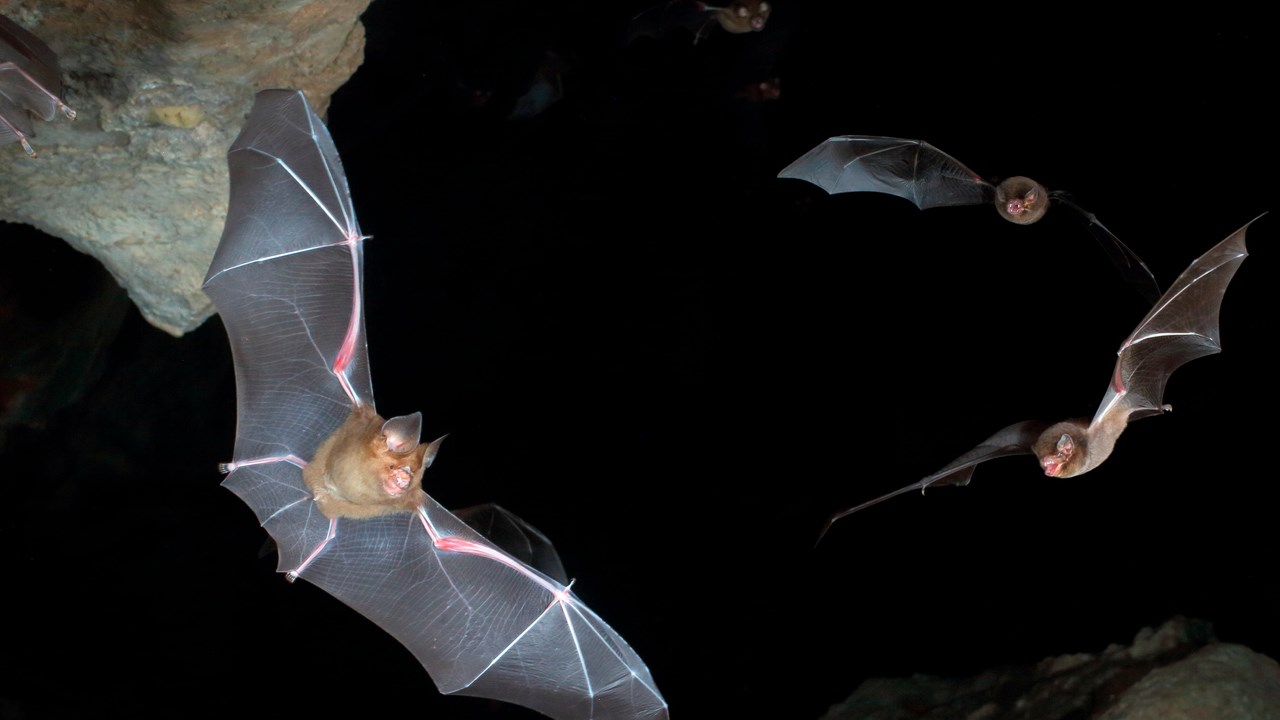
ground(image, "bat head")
xmin=377 ymin=412 xmax=433 ymax=498
xmin=717 ymin=1 xmax=770 ymax=33
xmin=1034 ymin=420 xmax=1088 ymax=478
xmin=995 ymin=176 xmax=1049 ymax=225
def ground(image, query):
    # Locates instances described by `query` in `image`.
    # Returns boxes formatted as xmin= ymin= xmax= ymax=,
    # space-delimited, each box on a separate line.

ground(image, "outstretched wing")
xmin=0 ymin=14 xmax=74 ymax=154
xmin=1051 ymin=192 xmax=1162 ymax=306
xmin=455 ymin=503 xmax=571 ymax=584
xmin=1091 ymin=216 xmax=1257 ymax=427
xmin=820 ymin=420 xmax=1047 ymax=540
xmin=204 ymin=90 xmax=667 ymax=719
xmin=777 ymin=135 xmax=993 ymax=210
xmin=203 ymin=89 xmax=372 ymax=467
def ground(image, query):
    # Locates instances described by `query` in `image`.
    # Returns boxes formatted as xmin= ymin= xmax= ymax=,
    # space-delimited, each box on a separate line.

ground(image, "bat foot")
xmin=1162 ymin=404 xmax=1173 ymax=413
xmin=60 ymin=104 xmax=76 ymax=121
xmin=18 ymin=137 xmax=35 ymax=158
xmin=285 ymin=570 xmax=299 ymax=583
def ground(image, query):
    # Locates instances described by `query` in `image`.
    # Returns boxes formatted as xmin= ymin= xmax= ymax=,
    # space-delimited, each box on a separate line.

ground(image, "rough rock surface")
xmin=822 ymin=617 xmax=1280 ymax=720
xmin=0 ymin=0 xmax=372 ymax=335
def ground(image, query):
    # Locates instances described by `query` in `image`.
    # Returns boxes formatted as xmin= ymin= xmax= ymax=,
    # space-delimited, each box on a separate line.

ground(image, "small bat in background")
xmin=627 ymin=0 xmax=771 ymax=44
xmin=0 ymin=14 xmax=75 ymax=157
xmin=778 ymin=135 xmax=1162 ymax=305
xmin=203 ymin=90 xmax=667 ymax=720
xmin=818 ymin=216 xmax=1260 ymax=540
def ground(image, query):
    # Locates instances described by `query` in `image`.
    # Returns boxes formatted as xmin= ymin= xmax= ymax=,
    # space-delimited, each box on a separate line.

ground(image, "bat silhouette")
xmin=0 ymin=14 xmax=75 ymax=157
xmin=203 ymin=90 xmax=668 ymax=720
xmin=777 ymin=135 xmax=1162 ymax=305
xmin=819 ymin=216 xmax=1259 ymax=540
xmin=627 ymin=0 xmax=771 ymax=44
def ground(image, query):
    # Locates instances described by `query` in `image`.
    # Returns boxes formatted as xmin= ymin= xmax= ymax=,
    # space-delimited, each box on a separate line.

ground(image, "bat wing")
xmin=820 ymin=420 xmax=1047 ymax=540
xmin=454 ymin=503 xmax=570 ymax=585
xmin=204 ymin=90 xmax=666 ymax=719
xmin=203 ymin=89 xmax=373 ymax=465
xmin=1091 ymin=216 xmax=1257 ymax=427
xmin=1050 ymin=193 xmax=1162 ymax=306
xmin=777 ymin=135 xmax=994 ymax=210
xmin=624 ymin=1 xmax=718 ymax=44
xmin=0 ymin=15 xmax=73 ymax=154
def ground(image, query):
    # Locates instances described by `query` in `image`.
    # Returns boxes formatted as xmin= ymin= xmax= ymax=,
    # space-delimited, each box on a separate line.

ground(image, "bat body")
xmin=0 ymin=14 xmax=75 ymax=157
xmin=820 ymin=217 xmax=1258 ymax=538
xmin=778 ymin=135 xmax=1162 ymax=305
xmin=203 ymin=90 xmax=667 ymax=719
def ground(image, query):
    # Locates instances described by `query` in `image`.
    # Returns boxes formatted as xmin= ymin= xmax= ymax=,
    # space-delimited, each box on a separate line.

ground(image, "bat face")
xmin=994 ymin=176 xmax=1048 ymax=225
xmin=1032 ymin=422 xmax=1086 ymax=478
xmin=717 ymin=1 xmax=771 ymax=33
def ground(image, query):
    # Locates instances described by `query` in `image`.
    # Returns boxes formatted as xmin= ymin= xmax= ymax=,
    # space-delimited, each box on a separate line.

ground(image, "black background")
xmin=2 ymin=4 xmax=1275 ymax=718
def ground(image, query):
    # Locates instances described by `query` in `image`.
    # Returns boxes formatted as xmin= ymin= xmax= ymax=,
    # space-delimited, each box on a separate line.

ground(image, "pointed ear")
xmin=1025 ymin=187 xmax=1039 ymax=203
xmin=422 ymin=434 xmax=448 ymax=469
xmin=1056 ymin=434 xmax=1074 ymax=454
xmin=382 ymin=412 xmax=424 ymax=453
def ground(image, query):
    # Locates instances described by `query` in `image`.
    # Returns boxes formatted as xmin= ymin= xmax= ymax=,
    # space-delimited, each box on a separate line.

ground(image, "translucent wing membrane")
xmin=778 ymin=135 xmax=993 ymax=209
xmin=205 ymin=90 xmax=667 ymax=719
xmin=0 ymin=15 xmax=75 ymax=154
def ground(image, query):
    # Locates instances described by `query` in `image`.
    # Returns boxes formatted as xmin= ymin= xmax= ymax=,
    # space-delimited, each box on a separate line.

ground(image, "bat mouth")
xmin=383 ymin=466 xmax=412 ymax=497
xmin=1040 ymin=456 xmax=1064 ymax=477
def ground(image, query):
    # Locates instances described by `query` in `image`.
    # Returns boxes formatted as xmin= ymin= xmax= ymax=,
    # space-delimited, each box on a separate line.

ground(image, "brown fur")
xmin=995 ymin=176 xmax=1049 ymax=225
xmin=1032 ymin=419 xmax=1090 ymax=477
xmin=302 ymin=405 xmax=434 ymax=519
xmin=716 ymin=0 xmax=770 ymax=33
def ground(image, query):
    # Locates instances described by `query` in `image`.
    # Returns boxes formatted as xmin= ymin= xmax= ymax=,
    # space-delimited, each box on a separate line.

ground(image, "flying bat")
xmin=0 ymin=13 xmax=75 ymax=157
xmin=777 ymin=135 xmax=1162 ymax=305
xmin=819 ymin=215 xmax=1259 ymax=540
xmin=627 ymin=0 xmax=771 ymax=44
xmin=203 ymin=89 xmax=668 ymax=720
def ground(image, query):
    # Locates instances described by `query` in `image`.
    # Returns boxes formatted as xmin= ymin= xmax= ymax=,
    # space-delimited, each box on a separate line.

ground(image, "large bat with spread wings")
xmin=819 ymin=215 xmax=1259 ymax=540
xmin=202 ymin=89 xmax=668 ymax=720
xmin=777 ymin=135 xmax=1162 ymax=305
xmin=0 ymin=13 xmax=75 ymax=157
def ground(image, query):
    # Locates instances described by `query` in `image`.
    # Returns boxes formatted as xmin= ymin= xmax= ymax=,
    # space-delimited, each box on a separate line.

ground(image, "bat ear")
xmin=423 ymin=434 xmax=448 ymax=469
xmin=382 ymin=412 xmax=424 ymax=453
xmin=1056 ymin=434 xmax=1074 ymax=454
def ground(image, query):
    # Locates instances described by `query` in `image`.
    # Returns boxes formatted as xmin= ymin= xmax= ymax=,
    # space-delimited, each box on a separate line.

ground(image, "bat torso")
xmin=303 ymin=405 xmax=431 ymax=519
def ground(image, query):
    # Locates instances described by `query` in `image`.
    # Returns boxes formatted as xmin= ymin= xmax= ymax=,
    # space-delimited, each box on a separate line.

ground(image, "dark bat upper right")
xmin=778 ymin=135 xmax=1162 ymax=305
